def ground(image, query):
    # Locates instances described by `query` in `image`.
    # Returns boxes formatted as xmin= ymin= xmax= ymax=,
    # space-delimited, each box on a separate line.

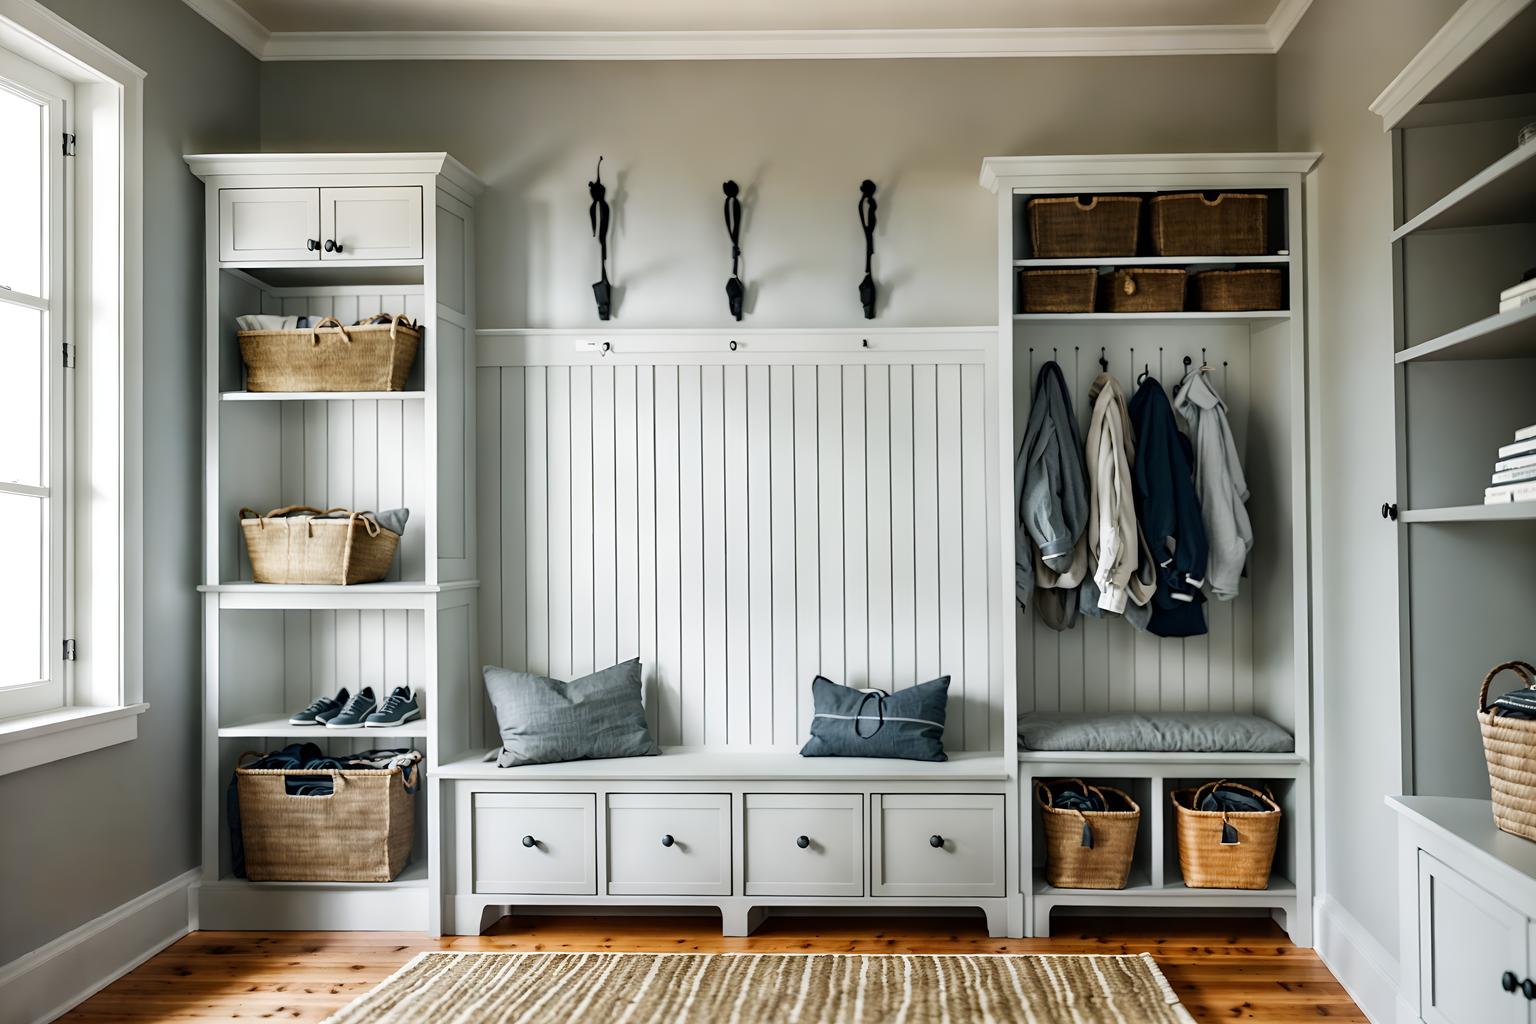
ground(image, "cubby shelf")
xmin=1013 ymin=311 xmax=1290 ymax=324
xmin=220 ymin=390 xmax=427 ymax=402
xmin=1395 ymin=301 xmax=1536 ymax=363
xmin=1013 ymin=255 xmax=1290 ymax=267
xmin=207 ymin=860 xmax=431 ymax=891
xmin=1034 ymin=873 xmax=1297 ymax=900
xmin=219 ymin=716 xmax=430 ymax=739
xmin=200 ymin=580 xmax=478 ymax=610
xmin=1392 ymin=139 xmax=1536 ymax=240
xmin=1399 ymin=503 xmax=1536 ymax=523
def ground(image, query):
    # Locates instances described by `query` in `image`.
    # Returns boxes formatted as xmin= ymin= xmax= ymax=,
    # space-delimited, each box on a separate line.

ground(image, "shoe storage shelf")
xmin=188 ymin=153 xmax=482 ymax=932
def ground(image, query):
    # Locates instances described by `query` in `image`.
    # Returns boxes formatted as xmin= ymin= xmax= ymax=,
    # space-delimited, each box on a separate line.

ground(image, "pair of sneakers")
xmin=288 ymin=685 xmax=421 ymax=728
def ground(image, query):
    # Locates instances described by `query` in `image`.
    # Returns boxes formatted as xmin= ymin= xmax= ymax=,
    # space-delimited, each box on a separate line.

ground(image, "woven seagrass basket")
xmin=1027 ymin=196 xmax=1142 ymax=258
xmin=1190 ymin=268 xmax=1284 ymax=311
xmin=1099 ymin=268 xmax=1187 ymax=313
xmin=1036 ymin=779 xmax=1141 ymax=889
xmin=1150 ymin=193 xmax=1269 ymax=256
xmin=238 ymin=313 xmax=421 ymax=393
xmin=239 ymin=505 xmax=399 ymax=585
xmin=1020 ymin=268 xmax=1098 ymax=313
xmin=1478 ymin=660 xmax=1536 ymax=841
xmin=1171 ymin=780 xmax=1280 ymax=890
xmin=236 ymin=756 xmax=417 ymax=882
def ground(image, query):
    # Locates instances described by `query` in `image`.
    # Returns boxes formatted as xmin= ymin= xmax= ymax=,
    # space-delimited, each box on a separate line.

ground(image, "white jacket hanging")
xmin=1083 ymin=373 xmax=1155 ymax=615
xmin=1174 ymin=367 xmax=1252 ymax=601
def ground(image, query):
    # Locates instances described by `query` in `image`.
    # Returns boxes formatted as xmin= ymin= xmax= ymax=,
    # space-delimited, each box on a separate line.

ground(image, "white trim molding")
xmin=0 ymin=867 xmax=197 ymax=1024
xmin=0 ymin=703 xmax=148 ymax=777
xmin=1314 ymin=896 xmax=1409 ymax=1024
xmin=980 ymin=151 xmax=1323 ymax=192
xmin=1370 ymin=0 xmax=1532 ymax=129
xmin=181 ymin=1 xmax=1318 ymax=61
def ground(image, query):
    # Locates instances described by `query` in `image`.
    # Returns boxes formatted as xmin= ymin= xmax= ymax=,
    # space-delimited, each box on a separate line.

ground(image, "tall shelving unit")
xmin=982 ymin=154 xmax=1317 ymax=943
xmin=186 ymin=153 xmax=481 ymax=932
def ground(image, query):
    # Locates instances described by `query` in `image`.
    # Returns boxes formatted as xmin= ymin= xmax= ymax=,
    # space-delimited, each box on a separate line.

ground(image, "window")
xmin=0 ymin=44 xmax=69 ymax=722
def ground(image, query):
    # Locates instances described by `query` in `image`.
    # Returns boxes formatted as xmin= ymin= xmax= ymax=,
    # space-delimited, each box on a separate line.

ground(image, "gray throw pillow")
xmin=484 ymin=658 xmax=661 ymax=767
xmin=1019 ymin=712 xmax=1294 ymax=753
xmin=799 ymin=675 xmax=949 ymax=762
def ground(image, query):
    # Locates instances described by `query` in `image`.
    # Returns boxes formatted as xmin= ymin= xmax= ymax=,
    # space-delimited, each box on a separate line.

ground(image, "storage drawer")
xmin=607 ymin=794 xmax=731 ymax=896
xmin=873 ymin=794 xmax=1005 ymax=897
xmin=744 ymin=794 xmax=862 ymax=897
xmin=1417 ymin=850 xmax=1530 ymax=1024
xmin=321 ymin=186 xmax=423 ymax=260
xmin=472 ymin=793 xmax=596 ymax=895
xmin=219 ymin=187 xmax=320 ymax=262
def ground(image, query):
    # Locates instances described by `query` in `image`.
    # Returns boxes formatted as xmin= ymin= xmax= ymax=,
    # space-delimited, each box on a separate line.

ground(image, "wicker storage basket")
xmin=239 ymin=314 xmax=421 ymax=393
xmin=1036 ymin=780 xmax=1141 ymax=889
xmin=239 ymin=505 xmax=400 ymax=585
xmin=1190 ymin=269 xmax=1284 ymax=311
xmin=1099 ymin=268 xmax=1187 ymax=313
xmin=1020 ymin=268 xmax=1098 ymax=313
xmin=1171 ymin=781 xmax=1280 ymax=890
xmin=1027 ymin=196 xmax=1142 ymax=258
xmin=1478 ymin=660 xmax=1536 ymax=841
xmin=236 ymin=756 xmax=418 ymax=882
xmin=1149 ymin=193 xmax=1269 ymax=256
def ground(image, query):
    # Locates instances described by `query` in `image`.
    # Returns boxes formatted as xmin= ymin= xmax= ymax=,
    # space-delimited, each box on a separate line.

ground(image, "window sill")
xmin=0 ymin=703 xmax=149 ymax=777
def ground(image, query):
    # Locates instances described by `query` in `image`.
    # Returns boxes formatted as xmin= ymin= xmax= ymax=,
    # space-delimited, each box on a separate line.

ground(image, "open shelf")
xmin=1013 ymin=256 xmax=1290 ymax=267
xmin=201 ymin=579 xmax=477 ymax=609
xmin=1397 ymin=301 xmax=1536 ymax=363
xmin=1014 ymin=311 xmax=1289 ymax=324
xmin=219 ymin=715 xmax=430 ymax=739
xmin=208 ymin=859 xmax=430 ymax=891
xmin=1393 ymin=140 xmax=1536 ymax=240
xmin=221 ymin=390 xmax=426 ymax=402
xmin=1033 ymin=870 xmax=1295 ymax=900
xmin=1400 ymin=502 xmax=1536 ymax=523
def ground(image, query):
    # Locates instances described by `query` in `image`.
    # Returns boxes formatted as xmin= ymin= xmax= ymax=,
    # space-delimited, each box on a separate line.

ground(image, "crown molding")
xmin=1265 ymin=0 xmax=1314 ymax=50
xmin=1371 ymin=0 xmax=1532 ymax=129
xmin=979 ymin=151 xmax=1322 ymax=192
xmin=177 ymin=3 xmax=1295 ymax=62
xmin=181 ymin=0 xmax=270 ymax=58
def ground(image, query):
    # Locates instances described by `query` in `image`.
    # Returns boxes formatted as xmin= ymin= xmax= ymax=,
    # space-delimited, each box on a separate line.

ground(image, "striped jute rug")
xmin=320 ymin=950 xmax=1195 ymax=1023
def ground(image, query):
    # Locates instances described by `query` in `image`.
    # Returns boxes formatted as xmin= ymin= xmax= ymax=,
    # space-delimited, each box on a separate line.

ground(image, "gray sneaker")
xmin=365 ymin=686 xmax=421 ymax=728
xmin=289 ymin=688 xmax=349 ymax=726
xmin=325 ymin=687 xmax=377 ymax=728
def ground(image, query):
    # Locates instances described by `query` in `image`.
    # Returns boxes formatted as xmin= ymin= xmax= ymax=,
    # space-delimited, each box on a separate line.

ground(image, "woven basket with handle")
xmin=1171 ymin=780 xmax=1280 ymax=890
xmin=1019 ymin=268 xmax=1098 ymax=313
xmin=1036 ymin=779 xmax=1141 ymax=889
xmin=1478 ymin=660 xmax=1536 ymax=841
xmin=238 ymin=313 xmax=421 ymax=393
xmin=236 ymin=755 xmax=417 ymax=882
xmin=1099 ymin=268 xmax=1187 ymax=313
xmin=1027 ymin=196 xmax=1142 ymax=258
xmin=1190 ymin=268 xmax=1284 ymax=311
xmin=239 ymin=505 xmax=399 ymax=585
xmin=1150 ymin=193 xmax=1269 ymax=256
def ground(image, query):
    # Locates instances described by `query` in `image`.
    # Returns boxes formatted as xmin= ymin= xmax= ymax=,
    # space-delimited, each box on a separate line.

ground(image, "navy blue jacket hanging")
xmin=858 ymin=180 xmax=878 ymax=319
xmin=588 ymin=157 xmax=612 ymax=320
xmin=1128 ymin=376 xmax=1209 ymax=638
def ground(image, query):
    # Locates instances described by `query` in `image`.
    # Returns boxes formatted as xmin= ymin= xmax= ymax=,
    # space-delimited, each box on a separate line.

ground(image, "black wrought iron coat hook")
xmin=589 ymin=157 xmax=612 ymax=321
xmin=858 ymin=180 xmax=878 ymax=320
xmin=723 ymin=180 xmax=744 ymax=321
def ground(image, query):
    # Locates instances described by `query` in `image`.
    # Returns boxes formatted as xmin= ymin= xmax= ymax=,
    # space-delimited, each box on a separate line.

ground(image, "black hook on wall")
xmin=858 ymin=180 xmax=878 ymax=320
xmin=723 ymin=180 xmax=744 ymax=321
xmin=1099 ymin=347 xmax=1109 ymax=372
xmin=588 ymin=156 xmax=613 ymax=321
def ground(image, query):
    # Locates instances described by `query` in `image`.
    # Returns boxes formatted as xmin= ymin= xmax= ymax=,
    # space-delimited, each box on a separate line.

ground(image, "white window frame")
xmin=0 ymin=0 xmax=145 ymax=776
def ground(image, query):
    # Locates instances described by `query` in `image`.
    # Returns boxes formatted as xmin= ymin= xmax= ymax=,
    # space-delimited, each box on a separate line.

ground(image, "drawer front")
xmin=219 ymin=187 xmax=320 ymax=262
xmin=472 ymin=793 xmax=596 ymax=895
xmin=744 ymin=794 xmax=863 ymax=897
xmin=1418 ymin=850 xmax=1530 ymax=1024
xmin=873 ymin=794 xmax=1005 ymax=897
xmin=321 ymin=186 xmax=423 ymax=260
xmin=607 ymin=794 xmax=731 ymax=896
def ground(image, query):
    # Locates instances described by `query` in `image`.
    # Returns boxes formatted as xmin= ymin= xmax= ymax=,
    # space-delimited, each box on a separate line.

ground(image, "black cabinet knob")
xmin=929 ymin=835 xmax=945 ymax=848
xmin=796 ymin=835 xmax=810 ymax=849
xmin=661 ymin=834 xmax=675 ymax=848
xmin=1523 ymin=978 xmax=1535 ymax=1000
xmin=306 ymin=238 xmax=320 ymax=251
xmin=323 ymin=239 xmax=344 ymax=253
xmin=521 ymin=835 xmax=536 ymax=848
xmin=1381 ymin=502 xmax=1398 ymax=521
xmin=1503 ymin=971 xmax=1519 ymax=993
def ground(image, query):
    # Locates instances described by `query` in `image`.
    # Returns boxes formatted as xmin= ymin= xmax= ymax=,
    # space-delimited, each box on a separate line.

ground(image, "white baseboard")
xmin=0 ymin=867 xmax=199 ymax=1024
xmin=1314 ymin=896 xmax=1414 ymax=1024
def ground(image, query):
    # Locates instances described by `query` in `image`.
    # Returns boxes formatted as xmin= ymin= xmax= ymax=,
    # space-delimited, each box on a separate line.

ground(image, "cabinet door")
xmin=606 ymin=793 xmax=731 ymax=896
xmin=471 ymin=793 xmax=596 ymax=895
xmin=218 ymin=187 xmax=319 ymax=262
xmin=744 ymin=793 xmax=863 ymax=897
xmin=1418 ymin=851 xmax=1531 ymax=1024
xmin=872 ymin=794 xmax=1005 ymax=897
xmin=320 ymin=186 xmax=423 ymax=261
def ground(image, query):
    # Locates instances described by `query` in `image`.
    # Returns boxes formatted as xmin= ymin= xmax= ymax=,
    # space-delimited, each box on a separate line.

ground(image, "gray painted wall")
xmin=1275 ymin=0 xmax=1464 ymax=963
xmin=259 ymin=57 xmax=1277 ymax=329
xmin=0 ymin=0 xmax=257 ymax=964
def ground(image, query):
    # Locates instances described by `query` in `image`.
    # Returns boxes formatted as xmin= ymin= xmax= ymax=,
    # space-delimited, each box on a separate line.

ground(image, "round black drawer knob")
xmin=1504 ymin=971 xmax=1520 ymax=993
xmin=929 ymin=835 xmax=945 ymax=849
xmin=1523 ymin=978 xmax=1536 ymax=1001
xmin=661 ymin=834 xmax=675 ymax=848
xmin=521 ymin=835 xmax=536 ymax=848
xmin=796 ymin=835 xmax=810 ymax=849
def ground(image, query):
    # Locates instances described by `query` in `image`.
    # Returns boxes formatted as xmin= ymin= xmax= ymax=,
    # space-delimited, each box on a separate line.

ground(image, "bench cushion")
xmin=1020 ymin=712 xmax=1294 ymax=753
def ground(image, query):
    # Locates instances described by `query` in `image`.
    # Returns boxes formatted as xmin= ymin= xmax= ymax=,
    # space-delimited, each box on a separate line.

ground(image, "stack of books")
xmin=1487 ymin=424 xmax=1536 ymax=503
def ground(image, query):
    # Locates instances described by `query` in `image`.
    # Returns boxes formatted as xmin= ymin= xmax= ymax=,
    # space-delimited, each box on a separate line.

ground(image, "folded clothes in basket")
xmin=226 ymin=744 xmax=421 ymax=877
xmin=1196 ymin=784 xmax=1271 ymax=814
xmin=1492 ymin=685 xmax=1536 ymax=720
xmin=235 ymin=314 xmax=335 ymax=331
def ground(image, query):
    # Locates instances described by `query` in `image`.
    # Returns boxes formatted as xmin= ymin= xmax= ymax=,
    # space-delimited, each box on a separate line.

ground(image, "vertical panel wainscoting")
xmin=472 ymin=330 xmax=1004 ymax=753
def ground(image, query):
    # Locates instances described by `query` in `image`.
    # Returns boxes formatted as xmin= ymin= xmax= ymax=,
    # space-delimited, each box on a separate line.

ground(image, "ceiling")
xmin=184 ymin=0 xmax=1312 ymax=60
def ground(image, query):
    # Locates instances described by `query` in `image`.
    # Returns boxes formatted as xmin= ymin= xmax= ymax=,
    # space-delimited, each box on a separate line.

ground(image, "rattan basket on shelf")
xmin=1190 ymin=268 xmax=1284 ymax=311
xmin=1019 ymin=268 xmax=1098 ymax=313
xmin=1478 ymin=660 xmax=1536 ymax=841
xmin=1036 ymin=780 xmax=1141 ymax=889
xmin=1171 ymin=780 xmax=1280 ymax=890
xmin=1027 ymin=196 xmax=1142 ymax=257
xmin=238 ymin=505 xmax=400 ymax=585
xmin=1099 ymin=268 xmax=1187 ymax=313
xmin=235 ymin=756 xmax=417 ymax=882
xmin=238 ymin=313 xmax=421 ymax=393
xmin=1150 ymin=193 xmax=1269 ymax=256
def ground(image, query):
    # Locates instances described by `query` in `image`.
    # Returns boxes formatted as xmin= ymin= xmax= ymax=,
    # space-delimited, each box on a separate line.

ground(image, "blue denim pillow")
xmin=799 ymin=675 xmax=950 ymax=761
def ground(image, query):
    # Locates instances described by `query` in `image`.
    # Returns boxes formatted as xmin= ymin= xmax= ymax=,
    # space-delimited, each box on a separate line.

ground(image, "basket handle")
xmin=310 ymin=317 xmax=350 ymax=345
xmin=1036 ymin=778 xmax=1095 ymax=848
xmin=349 ymin=510 xmax=383 ymax=538
xmin=360 ymin=312 xmax=415 ymax=340
xmin=1479 ymin=661 xmax=1536 ymax=714
xmin=1074 ymin=196 xmax=1099 ymax=211
xmin=239 ymin=505 xmax=347 ymax=529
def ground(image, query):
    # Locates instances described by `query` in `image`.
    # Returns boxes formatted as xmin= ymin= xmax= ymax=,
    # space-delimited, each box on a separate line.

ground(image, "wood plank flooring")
xmin=58 ymin=914 xmax=1363 ymax=1022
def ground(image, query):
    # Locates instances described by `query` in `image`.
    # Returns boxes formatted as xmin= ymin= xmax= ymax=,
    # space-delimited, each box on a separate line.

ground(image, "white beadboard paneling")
xmin=476 ymin=333 xmax=999 ymax=751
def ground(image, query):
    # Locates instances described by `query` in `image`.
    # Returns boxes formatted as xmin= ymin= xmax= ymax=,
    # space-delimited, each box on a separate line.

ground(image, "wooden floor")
xmin=58 ymin=914 xmax=1362 ymax=1022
